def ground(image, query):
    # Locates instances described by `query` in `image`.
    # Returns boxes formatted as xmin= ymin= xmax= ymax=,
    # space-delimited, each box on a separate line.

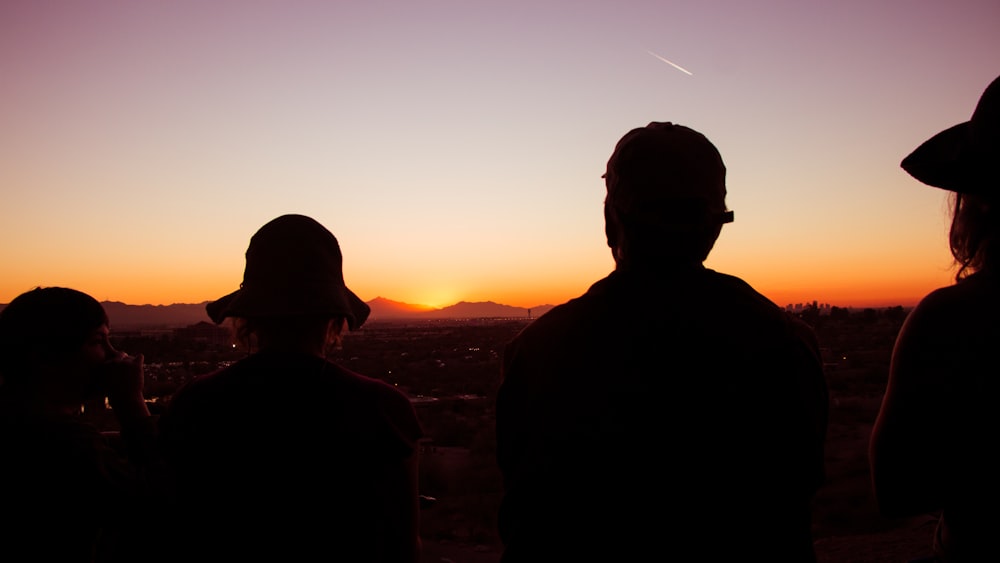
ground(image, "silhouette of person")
xmin=156 ymin=214 xmax=424 ymax=563
xmin=0 ymin=286 xmax=157 ymax=562
xmin=495 ymin=122 xmax=829 ymax=562
xmin=870 ymin=74 xmax=1000 ymax=563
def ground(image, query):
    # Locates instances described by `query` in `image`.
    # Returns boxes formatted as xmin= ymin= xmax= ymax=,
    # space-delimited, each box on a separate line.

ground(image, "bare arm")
xmin=102 ymin=353 xmax=161 ymax=463
xmin=869 ymin=297 xmax=953 ymax=517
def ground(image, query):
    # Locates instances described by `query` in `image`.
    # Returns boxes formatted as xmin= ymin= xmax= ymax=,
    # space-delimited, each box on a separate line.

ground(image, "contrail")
xmin=647 ymin=51 xmax=693 ymax=75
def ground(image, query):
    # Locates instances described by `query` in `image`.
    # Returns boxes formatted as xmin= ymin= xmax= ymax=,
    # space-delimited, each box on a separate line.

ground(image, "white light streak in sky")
xmin=647 ymin=50 xmax=693 ymax=75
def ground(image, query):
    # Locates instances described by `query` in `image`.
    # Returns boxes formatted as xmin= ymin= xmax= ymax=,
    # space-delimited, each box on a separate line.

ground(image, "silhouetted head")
xmin=603 ymin=122 xmax=733 ymax=266
xmin=0 ymin=287 xmax=111 ymax=401
xmin=206 ymin=214 xmax=371 ymax=352
xmin=902 ymin=75 xmax=1000 ymax=279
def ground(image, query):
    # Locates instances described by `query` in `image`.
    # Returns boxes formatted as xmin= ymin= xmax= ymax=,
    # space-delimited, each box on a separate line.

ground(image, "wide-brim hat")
xmin=901 ymin=74 xmax=1000 ymax=195
xmin=206 ymin=214 xmax=370 ymax=330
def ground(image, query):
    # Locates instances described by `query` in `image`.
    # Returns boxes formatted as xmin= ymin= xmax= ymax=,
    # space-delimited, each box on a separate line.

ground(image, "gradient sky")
xmin=2 ymin=0 xmax=998 ymax=310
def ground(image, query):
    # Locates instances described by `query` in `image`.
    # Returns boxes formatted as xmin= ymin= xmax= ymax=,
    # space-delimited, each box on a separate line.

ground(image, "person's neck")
xmin=257 ymin=343 xmax=326 ymax=357
xmin=615 ymin=257 xmax=705 ymax=273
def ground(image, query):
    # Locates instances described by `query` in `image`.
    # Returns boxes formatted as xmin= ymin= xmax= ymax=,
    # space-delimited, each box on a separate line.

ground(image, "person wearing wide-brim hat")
xmin=870 ymin=74 xmax=1000 ymax=563
xmin=157 ymin=214 xmax=424 ymax=563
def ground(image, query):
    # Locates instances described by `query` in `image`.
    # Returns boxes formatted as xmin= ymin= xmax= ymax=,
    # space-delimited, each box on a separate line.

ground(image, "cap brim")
xmin=206 ymin=289 xmax=240 ymax=324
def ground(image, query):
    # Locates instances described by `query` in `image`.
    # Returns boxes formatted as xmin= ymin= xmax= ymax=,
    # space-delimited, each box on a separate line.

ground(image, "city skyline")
xmin=3 ymin=1 xmax=997 ymax=309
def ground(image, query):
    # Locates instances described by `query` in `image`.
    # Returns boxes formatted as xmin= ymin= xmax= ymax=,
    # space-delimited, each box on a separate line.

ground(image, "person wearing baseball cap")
xmin=496 ymin=122 xmax=828 ymax=562
xmin=157 ymin=214 xmax=423 ymax=563
xmin=871 ymin=74 xmax=1000 ymax=563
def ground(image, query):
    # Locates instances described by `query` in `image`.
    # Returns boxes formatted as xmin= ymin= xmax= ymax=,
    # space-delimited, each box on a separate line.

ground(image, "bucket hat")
xmin=901 ymin=74 xmax=1000 ymax=194
xmin=206 ymin=214 xmax=370 ymax=330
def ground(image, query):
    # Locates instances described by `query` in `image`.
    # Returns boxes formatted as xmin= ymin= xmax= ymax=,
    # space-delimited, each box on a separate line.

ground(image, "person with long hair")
xmin=870 ymin=74 xmax=1000 ymax=563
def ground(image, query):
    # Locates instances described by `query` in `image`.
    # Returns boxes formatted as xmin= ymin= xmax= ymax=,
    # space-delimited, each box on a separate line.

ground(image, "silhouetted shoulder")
xmin=514 ymin=267 xmax=797 ymax=340
xmin=916 ymin=271 xmax=1000 ymax=314
xmin=171 ymin=351 xmax=408 ymax=404
xmin=898 ymin=272 xmax=1000 ymax=350
xmin=160 ymin=351 xmax=422 ymax=456
xmin=703 ymin=268 xmax=793 ymax=313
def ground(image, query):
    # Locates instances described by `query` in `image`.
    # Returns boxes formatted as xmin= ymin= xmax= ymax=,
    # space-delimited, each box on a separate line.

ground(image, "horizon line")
xmin=87 ymin=298 xmax=917 ymax=311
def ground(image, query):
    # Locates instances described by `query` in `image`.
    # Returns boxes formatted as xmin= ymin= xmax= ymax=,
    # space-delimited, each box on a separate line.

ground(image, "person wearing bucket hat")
xmin=495 ymin=122 xmax=828 ymax=562
xmin=156 ymin=214 xmax=423 ymax=563
xmin=203 ymin=213 xmax=371 ymax=329
xmin=870 ymin=74 xmax=1000 ymax=563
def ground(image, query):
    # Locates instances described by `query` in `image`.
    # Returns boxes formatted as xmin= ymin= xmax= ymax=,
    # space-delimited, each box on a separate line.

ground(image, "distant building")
xmin=111 ymin=328 xmax=174 ymax=341
xmin=173 ymin=321 xmax=232 ymax=347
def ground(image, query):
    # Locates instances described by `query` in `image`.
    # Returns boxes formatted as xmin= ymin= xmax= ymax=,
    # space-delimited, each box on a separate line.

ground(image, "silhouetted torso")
xmin=157 ymin=351 xmax=423 ymax=562
xmin=496 ymin=264 xmax=828 ymax=561
xmin=935 ymin=273 xmax=1000 ymax=559
xmin=0 ymin=406 xmax=143 ymax=562
xmin=872 ymin=270 xmax=1000 ymax=562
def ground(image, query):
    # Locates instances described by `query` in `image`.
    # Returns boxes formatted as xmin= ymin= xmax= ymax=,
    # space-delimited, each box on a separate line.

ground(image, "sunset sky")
xmin=2 ymin=1 xmax=998 ymax=310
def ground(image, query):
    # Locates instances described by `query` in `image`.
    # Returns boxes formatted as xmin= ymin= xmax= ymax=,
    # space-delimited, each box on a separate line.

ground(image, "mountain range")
xmin=18 ymin=297 xmax=557 ymax=329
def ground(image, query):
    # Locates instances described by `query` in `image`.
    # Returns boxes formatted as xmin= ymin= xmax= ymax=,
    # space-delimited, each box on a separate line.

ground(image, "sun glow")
xmin=421 ymin=290 xmax=461 ymax=310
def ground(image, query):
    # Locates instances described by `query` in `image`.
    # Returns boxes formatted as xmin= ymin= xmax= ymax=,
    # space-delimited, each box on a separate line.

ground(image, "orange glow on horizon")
xmin=0 ymin=277 xmax=949 ymax=311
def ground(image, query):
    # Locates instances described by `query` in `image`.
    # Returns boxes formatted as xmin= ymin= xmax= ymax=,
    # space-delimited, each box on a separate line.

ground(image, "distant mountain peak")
xmin=368 ymin=296 xmax=438 ymax=313
xmin=367 ymin=298 xmax=551 ymax=321
xmin=25 ymin=298 xmax=556 ymax=329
